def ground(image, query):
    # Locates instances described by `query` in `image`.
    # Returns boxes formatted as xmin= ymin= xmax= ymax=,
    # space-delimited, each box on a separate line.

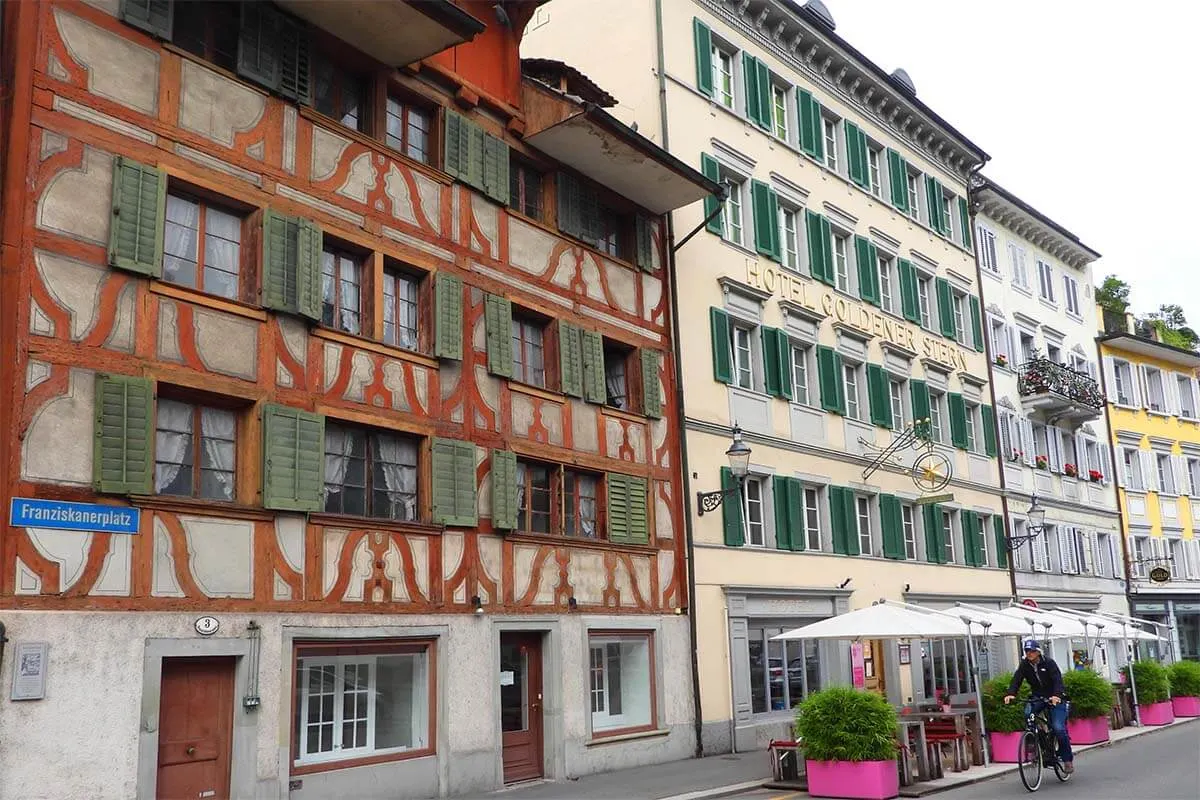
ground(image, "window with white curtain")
xmin=589 ymin=634 xmax=654 ymax=734
xmin=163 ymin=193 xmax=243 ymax=300
xmin=323 ymin=423 xmax=419 ymax=520
xmin=155 ymin=399 xmax=237 ymax=501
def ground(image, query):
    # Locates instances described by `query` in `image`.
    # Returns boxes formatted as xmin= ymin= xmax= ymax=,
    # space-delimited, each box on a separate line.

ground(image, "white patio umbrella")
xmin=771 ymin=599 xmax=971 ymax=641
xmin=996 ymin=606 xmax=1090 ymax=639
xmin=951 ymin=604 xmax=1036 ymax=637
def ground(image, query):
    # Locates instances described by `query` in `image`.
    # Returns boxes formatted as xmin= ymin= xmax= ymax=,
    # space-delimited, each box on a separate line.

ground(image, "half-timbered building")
xmin=0 ymin=1 xmax=716 ymax=797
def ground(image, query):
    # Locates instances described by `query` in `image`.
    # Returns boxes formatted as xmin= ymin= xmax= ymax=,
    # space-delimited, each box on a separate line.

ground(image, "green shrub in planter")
xmin=1168 ymin=660 xmax=1200 ymax=698
xmin=1120 ymin=661 xmax=1170 ymax=705
xmin=982 ymin=676 xmax=1029 ymax=733
xmin=1062 ymin=668 xmax=1112 ymax=719
xmin=794 ymin=686 xmax=898 ymax=762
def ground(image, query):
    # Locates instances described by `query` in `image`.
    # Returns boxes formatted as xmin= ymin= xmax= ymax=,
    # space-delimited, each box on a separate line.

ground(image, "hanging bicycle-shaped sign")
xmin=860 ymin=418 xmax=952 ymax=493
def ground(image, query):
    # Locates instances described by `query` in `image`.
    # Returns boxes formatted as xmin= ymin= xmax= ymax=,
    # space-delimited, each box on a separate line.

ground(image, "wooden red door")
xmin=500 ymin=633 xmax=544 ymax=784
xmin=157 ymin=657 xmax=235 ymax=800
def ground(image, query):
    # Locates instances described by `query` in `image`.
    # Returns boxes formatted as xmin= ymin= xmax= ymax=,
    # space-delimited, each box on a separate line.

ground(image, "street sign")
xmin=915 ymin=493 xmax=955 ymax=505
xmin=1149 ymin=566 xmax=1171 ymax=584
xmin=9 ymin=497 xmax=140 ymax=534
xmin=1021 ymin=598 xmax=1039 ymax=608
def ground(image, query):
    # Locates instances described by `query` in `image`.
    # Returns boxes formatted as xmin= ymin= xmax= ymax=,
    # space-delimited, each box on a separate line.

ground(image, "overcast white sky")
xmin=822 ymin=0 xmax=1197 ymax=318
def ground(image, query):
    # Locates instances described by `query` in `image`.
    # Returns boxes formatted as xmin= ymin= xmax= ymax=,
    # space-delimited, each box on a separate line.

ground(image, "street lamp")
xmin=696 ymin=426 xmax=752 ymax=516
xmin=1004 ymin=494 xmax=1048 ymax=551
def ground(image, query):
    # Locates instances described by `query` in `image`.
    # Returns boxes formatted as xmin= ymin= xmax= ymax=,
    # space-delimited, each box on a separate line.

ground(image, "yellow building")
xmin=1099 ymin=314 xmax=1200 ymax=661
xmin=526 ymin=0 xmax=1015 ymax=752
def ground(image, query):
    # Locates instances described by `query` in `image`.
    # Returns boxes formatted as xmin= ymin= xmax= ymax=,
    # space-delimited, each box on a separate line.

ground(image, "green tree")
xmin=1096 ymin=275 xmax=1131 ymax=314
xmin=1144 ymin=303 xmax=1199 ymax=351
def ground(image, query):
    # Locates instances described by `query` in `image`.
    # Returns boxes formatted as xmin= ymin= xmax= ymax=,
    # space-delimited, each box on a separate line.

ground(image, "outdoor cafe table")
xmin=898 ymin=708 xmax=984 ymax=779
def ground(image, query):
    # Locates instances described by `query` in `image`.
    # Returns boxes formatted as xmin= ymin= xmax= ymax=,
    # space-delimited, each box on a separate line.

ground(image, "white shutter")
xmin=1189 ymin=540 xmax=1200 ymax=579
xmin=1076 ymin=432 xmax=1090 ymax=474
xmin=1057 ymin=528 xmax=1074 ymax=573
xmin=1047 ymin=427 xmax=1063 ymax=472
xmin=1081 ymin=531 xmax=1095 ymax=574
xmin=1175 ymin=454 xmax=1191 ymax=495
xmin=999 ymin=412 xmax=1013 ymax=457
xmin=1103 ymin=357 xmax=1119 ymax=402
xmin=1033 ymin=534 xmax=1048 ymax=571
xmin=1007 ymin=327 xmax=1018 ymax=367
xmin=1101 ymin=444 xmax=1113 ymax=484
xmin=1109 ymin=535 xmax=1120 ymax=578
xmin=1021 ymin=419 xmax=1036 ymax=466
xmin=1140 ymin=450 xmax=1157 ymax=492
xmin=1138 ymin=365 xmax=1151 ymax=409
xmin=1167 ymin=373 xmax=1182 ymax=416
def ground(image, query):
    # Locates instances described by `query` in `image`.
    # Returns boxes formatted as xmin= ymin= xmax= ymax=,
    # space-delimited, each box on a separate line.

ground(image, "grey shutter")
xmin=277 ymin=13 xmax=312 ymax=104
xmin=261 ymin=404 xmax=324 ymax=512
xmin=557 ymin=172 xmax=583 ymax=239
xmin=635 ymin=215 xmax=655 ymax=271
xmin=490 ymin=450 xmax=518 ymax=530
xmin=484 ymin=294 xmax=513 ymax=378
xmin=482 ymin=135 xmax=510 ymax=204
xmin=434 ymin=273 xmax=463 ymax=360
xmin=432 ymin=438 xmax=477 ymax=526
xmin=237 ymin=3 xmax=281 ymax=92
xmin=120 ymin=0 xmax=173 ymax=39
xmin=93 ymin=373 xmax=153 ymax=495
xmin=108 ymin=157 xmax=165 ymax=277
xmin=558 ymin=322 xmax=584 ymax=398
xmin=581 ymin=330 xmax=606 ymax=404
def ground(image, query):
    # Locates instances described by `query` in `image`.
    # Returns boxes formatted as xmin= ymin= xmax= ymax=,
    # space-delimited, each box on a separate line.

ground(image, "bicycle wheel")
xmin=1017 ymin=730 xmax=1043 ymax=792
xmin=1050 ymin=735 xmax=1072 ymax=783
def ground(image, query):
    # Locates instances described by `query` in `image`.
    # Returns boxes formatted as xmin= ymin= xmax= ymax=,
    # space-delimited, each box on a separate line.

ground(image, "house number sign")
xmin=194 ymin=616 xmax=220 ymax=636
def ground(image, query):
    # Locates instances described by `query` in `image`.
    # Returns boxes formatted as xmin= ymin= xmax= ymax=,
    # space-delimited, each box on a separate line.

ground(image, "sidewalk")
xmin=463 ymin=750 xmax=770 ymax=800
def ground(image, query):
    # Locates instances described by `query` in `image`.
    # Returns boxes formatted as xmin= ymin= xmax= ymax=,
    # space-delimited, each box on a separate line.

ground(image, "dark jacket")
xmin=1008 ymin=655 xmax=1066 ymax=698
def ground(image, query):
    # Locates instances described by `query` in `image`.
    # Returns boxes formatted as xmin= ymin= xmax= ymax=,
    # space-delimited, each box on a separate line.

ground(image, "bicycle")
xmin=1017 ymin=698 xmax=1072 ymax=792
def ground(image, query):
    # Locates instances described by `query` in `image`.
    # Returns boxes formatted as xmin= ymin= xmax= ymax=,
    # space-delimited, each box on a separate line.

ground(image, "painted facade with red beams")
xmin=0 ymin=2 xmax=716 ymax=797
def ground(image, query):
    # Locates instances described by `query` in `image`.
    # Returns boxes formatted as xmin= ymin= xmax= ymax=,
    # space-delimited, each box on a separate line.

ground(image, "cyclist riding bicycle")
xmin=1003 ymin=639 xmax=1073 ymax=774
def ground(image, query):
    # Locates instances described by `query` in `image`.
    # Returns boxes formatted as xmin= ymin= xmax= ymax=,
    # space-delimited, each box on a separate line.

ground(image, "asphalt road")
xmin=727 ymin=720 xmax=1200 ymax=800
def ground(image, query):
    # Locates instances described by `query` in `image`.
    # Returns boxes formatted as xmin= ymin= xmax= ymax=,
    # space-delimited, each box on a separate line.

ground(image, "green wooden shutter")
xmin=296 ymin=218 xmax=323 ymax=322
xmin=898 ymin=259 xmax=920 ymax=323
xmin=957 ymin=196 xmax=972 ymax=248
xmin=829 ymin=486 xmax=848 ymax=554
xmin=109 ymin=157 xmax=165 ymax=277
xmin=640 ymin=349 xmax=663 ymax=418
xmin=432 ymin=438 xmax=477 ymax=526
xmin=774 ymin=328 xmax=792 ymax=401
xmin=434 ymin=273 xmax=463 ymax=360
xmin=924 ymin=175 xmax=940 ymax=233
xmin=867 ymin=364 xmax=891 ymax=429
xmin=817 ymin=346 xmax=845 ymax=414
xmin=855 ymin=236 xmax=880 ymax=305
xmin=820 ymin=217 xmax=834 ymax=281
xmin=490 ymin=450 xmax=517 ymax=530
xmin=481 ymin=135 xmax=510 ymax=204
xmin=693 ymin=18 xmax=714 ymax=97
xmin=559 ymin=322 xmax=583 ymax=398
xmin=556 ymin=172 xmax=583 ymax=239
xmin=923 ymin=503 xmax=942 ymax=564
xmin=761 ymin=326 xmax=782 ymax=398
xmin=805 ymin=210 xmax=830 ymax=285
xmin=846 ymin=122 xmax=869 ymax=189
xmin=887 ymin=149 xmax=908 ymax=213
xmin=720 ymin=467 xmax=744 ymax=547
xmin=994 ymin=516 xmax=1009 ymax=568
xmin=93 ymin=373 xmax=153 ymax=495
xmin=755 ymin=58 xmax=772 ymax=131
xmin=635 ymin=215 xmax=654 ymax=271
xmin=484 ymin=294 xmax=514 ymax=378
xmin=959 ymin=511 xmax=975 ymax=567
xmin=773 ymin=477 xmax=793 ymax=551
xmin=742 ymin=52 xmax=762 ymax=127
xmin=751 ymin=180 xmax=777 ymax=259
xmin=969 ymin=295 xmax=984 ymax=352
xmin=444 ymin=111 xmax=471 ymax=184
xmin=277 ymin=14 xmax=312 ymax=105
xmin=262 ymin=210 xmax=298 ymax=314
xmin=261 ymin=403 xmax=324 ymax=512
xmin=121 ymin=0 xmax=173 ymax=39
xmin=581 ymin=330 xmax=606 ymax=404
xmin=936 ymin=278 xmax=956 ymax=338
xmin=798 ymin=90 xmax=823 ymax=160
xmin=710 ymin=307 xmax=733 ymax=384
xmin=607 ymin=474 xmax=649 ymax=545
xmin=785 ymin=478 xmax=805 ymax=551
xmin=701 ymin=154 xmax=723 ymax=234
xmin=981 ymin=404 xmax=997 ymax=457
xmin=237 ymin=2 xmax=282 ymax=92
xmin=948 ymin=393 xmax=968 ymax=450
xmin=842 ymin=488 xmax=860 ymax=556
xmin=910 ymin=379 xmax=930 ymax=430
xmin=880 ymin=494 xmax=904 ymax=560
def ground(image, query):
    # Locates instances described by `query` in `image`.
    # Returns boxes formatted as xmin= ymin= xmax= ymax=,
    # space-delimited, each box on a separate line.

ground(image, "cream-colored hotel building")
xmin=527 ymin=0 xmax=1015 ymax=752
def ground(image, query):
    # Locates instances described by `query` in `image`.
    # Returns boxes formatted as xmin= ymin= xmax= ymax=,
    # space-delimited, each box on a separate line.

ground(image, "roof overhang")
xmin=522 ymin=84 xmax=722 ymax=215
xmin=974 ymin=177 xmax=1101 ymax=270
xmin=276 ymin=0 xmax=486 ymax=67
xmin=1099 ymin=333 xmax=1200 ymax=368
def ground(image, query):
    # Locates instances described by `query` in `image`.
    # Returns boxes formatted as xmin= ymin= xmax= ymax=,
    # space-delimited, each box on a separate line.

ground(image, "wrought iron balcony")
xmin=1017 ymin=357 xmax=1103 ymax=424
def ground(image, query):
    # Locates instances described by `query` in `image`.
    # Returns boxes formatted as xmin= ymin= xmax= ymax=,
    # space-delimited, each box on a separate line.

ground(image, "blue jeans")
xmin=1048 ymin=702 xmax=1073 ymax=763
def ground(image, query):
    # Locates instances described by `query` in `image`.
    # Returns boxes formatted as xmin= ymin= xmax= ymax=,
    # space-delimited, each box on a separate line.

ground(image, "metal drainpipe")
xmin=1093 ymin=336 xmax=1136 ymax=613
xmin=968 ymin=167 xmax=1019 ymax=602
xmin=654 ymin=0 xmax=706 ymax=760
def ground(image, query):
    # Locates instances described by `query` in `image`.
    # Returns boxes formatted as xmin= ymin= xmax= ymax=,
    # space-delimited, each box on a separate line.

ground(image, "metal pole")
xmin=1124 ymin=623 xmax=1141 ymax=727
xmin=965 ymin=623 xmax=991 ymax=766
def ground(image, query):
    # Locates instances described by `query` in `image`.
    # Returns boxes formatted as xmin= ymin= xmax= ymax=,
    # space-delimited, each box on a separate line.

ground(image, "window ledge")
xmin=557 ymin=228 xmax=640 ymax=273
xmin=291 ymin=747 xmax=435 ymax=776
xmin=1038 ymin=298 xmax=1059 ymax=312
xmin=149 ymin=282 xmax=268 ymax=322
xmin=298 ymin=105 xmax=451 ymax=188
xmin=1012 ymin=284 xmax=1033 ymax=298
xmin=982 ymin=269 xmax=1003 ymax=282
xmin=601 ymin=405 xmax=651 ymax=425
xmin=308 ymin=513 xmax=443 ymax=536
xmin=586 ymin=727 xmax=669 ymax=747
xmin=502 ymin=532 xmax=657 ymax=555
xmin=509 ymin=380 xmax=566 ymax=405
xmin=130 ymin=495 xmax=274 ymax=520
xmin=313 ymin=327 xmax=440 ymax=370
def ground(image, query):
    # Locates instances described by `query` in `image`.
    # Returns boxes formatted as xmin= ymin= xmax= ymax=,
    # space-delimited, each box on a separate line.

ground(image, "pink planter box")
xmin=1172 ymin=696 xmax=1200 ymax=717
xmin=1067 ymin=716 xmax=1110 ymax=745
xmin=1138 ymin=700 xmax=1175 ymax=725
xmin=989 ymin=731 xmax=1024 ymax=763
xmin=806 ymin=759 xmax=900 ymax=800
